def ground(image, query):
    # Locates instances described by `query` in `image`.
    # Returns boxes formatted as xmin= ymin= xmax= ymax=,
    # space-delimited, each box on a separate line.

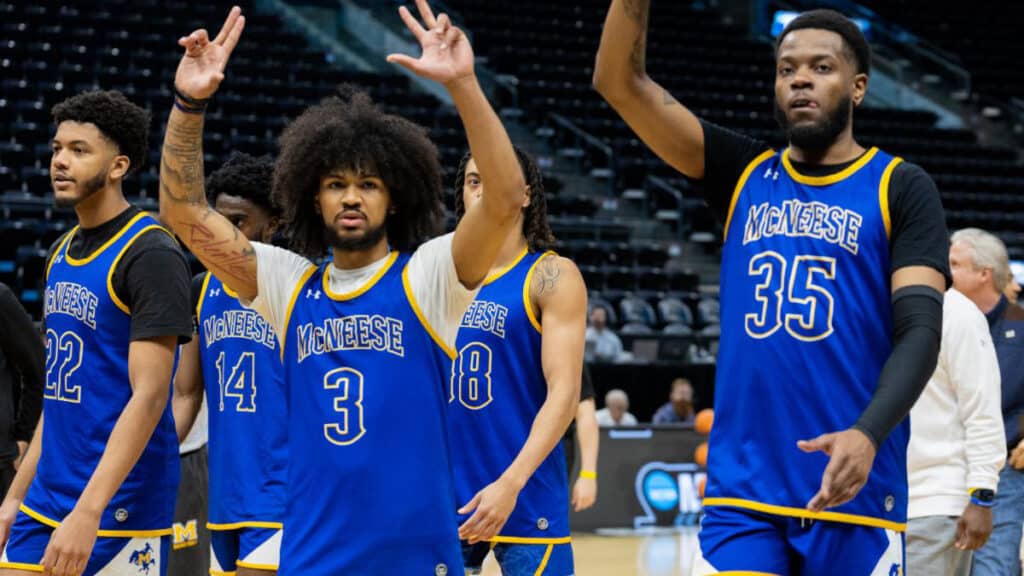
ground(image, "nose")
xmin=51 ymin=149 xmax=69 ymax=170
xmin=340 ymin=184 xmax=363 ymax=206
xmin=790 ymin=67 xmax=813 ymax=90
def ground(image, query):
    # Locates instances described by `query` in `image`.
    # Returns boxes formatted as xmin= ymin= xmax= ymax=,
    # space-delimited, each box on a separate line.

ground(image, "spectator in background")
xmin=1004 ymin=278 xmax=1021 ymax=305
xmin=948 ymin=228 xmax=1024 ymax=576
xmin=906 ymin=288 xmax=1004 ymax=575
xmin=653 ymin=378 xmax=696 ymax=425
xmin=585 ymin=306 xmax=623 ymax=363
xmin=0 ymin=283 xmax=44 ymax=496
xmin=596 ymin=389 xmax=637 ymax=427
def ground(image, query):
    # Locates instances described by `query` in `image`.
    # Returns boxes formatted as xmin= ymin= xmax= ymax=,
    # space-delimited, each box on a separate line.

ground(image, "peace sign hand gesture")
xmin=387 ymin=0 xmax=475 ymax=88
xmin=174 ymin=6 xmax=246 ymax=100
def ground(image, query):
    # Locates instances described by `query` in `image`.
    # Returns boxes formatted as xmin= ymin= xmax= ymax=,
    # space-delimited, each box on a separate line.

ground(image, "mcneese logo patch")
xmin=173 ymin=519 xmax=198 ymax=550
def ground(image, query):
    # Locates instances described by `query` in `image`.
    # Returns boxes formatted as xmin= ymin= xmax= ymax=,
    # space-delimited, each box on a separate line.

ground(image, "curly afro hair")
xmin=273 ymin=86 xmax=444 ymax=258
xmin=453 ymin=146 xmax=556 ymax=253
xmin=206 ymin=152 xmax=278 ymax=215
xmin=51 ymin=90 xmax=151 ymax=175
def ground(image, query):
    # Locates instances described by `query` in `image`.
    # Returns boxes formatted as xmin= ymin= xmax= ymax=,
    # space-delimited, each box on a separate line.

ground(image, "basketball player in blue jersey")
xmin=448 ymin=148 xmax=586 ymax=575
xmin=158 ymin=4 xmax=529 ymax=573
xmin=171 ymin=152 xmax=285 ymax=576
xmin=596 ymin=6 xmax=949 ymax=575
xmin=0 ymin=91 xmax=192 ymax=576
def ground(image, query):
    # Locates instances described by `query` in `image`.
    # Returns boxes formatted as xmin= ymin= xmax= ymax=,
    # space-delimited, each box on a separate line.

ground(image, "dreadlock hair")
xmin=206 ymin=152 xmax=278 ymax=216
xmin=776 ymin=9 xmax=871 ymax=75
xmin=452 ymin=146 xmax=556 ymax=253
xmin=273 ymin=86 xmax=444 ymax=259
xmin=51 ymin=90 xmax=151 ymax=175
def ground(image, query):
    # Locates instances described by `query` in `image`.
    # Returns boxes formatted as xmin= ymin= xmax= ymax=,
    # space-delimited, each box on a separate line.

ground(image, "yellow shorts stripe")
xmin=488 ymin=535 xmax=572 ymax=545
xmin=173 ymin=539 xmax=198 ymax=550
xmin=19 ymin=504 xmax=174 ymax=537
xmin=0 ymin=561 xmax=44 ymax=572
xmin=206 ymin=521 xmax=283 ymax=531
xmin=533 ymin=544 xmax=554 ymax=576
xmin=209 ymin=570 xmax=237 ymax=576
xmin=702 ymin=497 xmax=906 ymax=532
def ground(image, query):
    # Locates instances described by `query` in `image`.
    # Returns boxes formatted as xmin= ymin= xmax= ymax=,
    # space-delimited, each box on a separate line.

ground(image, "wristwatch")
xmin=970 ymin=488 xmax=996 ymax=505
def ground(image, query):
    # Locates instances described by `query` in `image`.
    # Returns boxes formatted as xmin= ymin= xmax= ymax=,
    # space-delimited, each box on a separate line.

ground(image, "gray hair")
xmin=951 ymin=228 xmax=1011 ymax=291
xmin=605 ymin=388 xmax=629 ymax=407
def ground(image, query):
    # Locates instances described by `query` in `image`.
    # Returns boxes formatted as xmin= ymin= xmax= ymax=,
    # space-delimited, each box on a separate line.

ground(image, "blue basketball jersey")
xmin=705 ymin=147 xmax=907 ymax=530
xmin=448 ymin=249 xmax=570 ymax=542
xmin=31 ymin=211 xmax=179 ymax=533
xmin=196 ymin=272 xmax=287 ymax=528
xmin=279 ymin=252 xmax=462 ymax=575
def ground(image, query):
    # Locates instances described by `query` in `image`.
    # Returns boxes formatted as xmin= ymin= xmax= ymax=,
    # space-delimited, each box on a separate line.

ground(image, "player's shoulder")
xmin=530 ymin=251 xmax=585 ymax=304
xmin=410 ymin=232 xmax=455 ymax=261
xmin=889 ymin=159 xmax=937 ymax=195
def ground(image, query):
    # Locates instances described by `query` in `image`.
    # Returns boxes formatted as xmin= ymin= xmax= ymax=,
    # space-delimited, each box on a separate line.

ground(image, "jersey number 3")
xmin=323 ymin=367 xmax=366 ymax=446
xmin=745 ymin=251 xmax=836 ymax=341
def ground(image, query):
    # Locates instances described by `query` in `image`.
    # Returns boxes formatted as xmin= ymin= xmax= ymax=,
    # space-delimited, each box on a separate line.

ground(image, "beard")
xmin=54 ymin=168 xmax=107 ymax=208
xmin=774 ymin=95 xmax=851 ymax=152
xmin=323 ymin=219 xmax=388 ymax=252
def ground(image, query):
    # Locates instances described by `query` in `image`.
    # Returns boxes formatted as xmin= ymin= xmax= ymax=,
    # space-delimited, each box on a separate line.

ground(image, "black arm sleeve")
xmin=0 ymin=284 xmax=44 ymax=442
xmin=580 ymin=363 xmax=595 ymax=402
xmin=113 ymin=231 xmax=193 ymax=343
xmin=853 ymin=286 xmax=943 ymax=447
xmin=889 ymin=162 xmax=952 ymax=286
xmin=190 ymin=273 xmax=205 ymax=335
xmin=699 ymin=121 xmax=773 ymax=219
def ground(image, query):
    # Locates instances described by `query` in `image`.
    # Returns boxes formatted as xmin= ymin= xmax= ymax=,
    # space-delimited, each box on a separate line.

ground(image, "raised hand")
xmin=174 ymin=6 xmax=246 ymax=100
xmin=386 ymin=0 xmax=474 ymax=87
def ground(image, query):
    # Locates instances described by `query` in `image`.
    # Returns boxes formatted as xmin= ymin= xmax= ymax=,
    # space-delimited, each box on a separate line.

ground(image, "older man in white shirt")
xmin=907 ymin=288 xmax=1005 ymax=575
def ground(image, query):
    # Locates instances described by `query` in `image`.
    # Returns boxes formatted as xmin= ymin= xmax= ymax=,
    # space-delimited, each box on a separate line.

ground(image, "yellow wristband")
xmin=579 ymin=470 xmax=597 ymax=480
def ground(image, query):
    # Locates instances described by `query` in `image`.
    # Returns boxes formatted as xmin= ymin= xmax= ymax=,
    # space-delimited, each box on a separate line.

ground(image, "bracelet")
xmin=173 ymin=85 xmax=211 ymax=108
xmin=579 ymin=470 xmax=597 ymax=480
xmin=173 ymin=99 xmax=206 ymax=115
xmin=970 ymin=497 xmax=995 ymax=508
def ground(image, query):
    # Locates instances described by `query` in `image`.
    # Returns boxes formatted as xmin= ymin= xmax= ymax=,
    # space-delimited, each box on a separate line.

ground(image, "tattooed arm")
xmin=592 ymin=0 xmax=706 ymax=178
xmin=457 ymin=255 xmax=586 ymax=543
xmin=160 ymin=8 xmax=259 ymax=299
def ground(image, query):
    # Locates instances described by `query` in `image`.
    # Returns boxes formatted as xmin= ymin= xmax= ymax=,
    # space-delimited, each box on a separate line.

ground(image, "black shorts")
xmin=168 ymin=445 xmax=209 ymax=576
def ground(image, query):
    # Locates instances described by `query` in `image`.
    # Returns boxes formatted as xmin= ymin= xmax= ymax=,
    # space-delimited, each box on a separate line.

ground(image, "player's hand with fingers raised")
xmin=386 ymin=0 xmax=475 ymax=88
xmin=174 ymin=5 xmax=246 ymax=101
xmin=798 ymin=428 xmax=876 ymax=512
xmin=41 ymin=508 xmax=99 ymax=576
xmin=955 ymin=502 xmax=993 ymax=550
xmin=572 ymin=476 xmax=597 ymax=512
xmin=457 ymin=476 xmax=521 ymax=544
xmin=0 ymin=496 xmax=20 ymax=550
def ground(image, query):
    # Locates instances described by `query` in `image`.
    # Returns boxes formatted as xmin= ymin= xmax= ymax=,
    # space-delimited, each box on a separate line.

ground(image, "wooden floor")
xmin=478 ymin=529 xmax=701 ymax=575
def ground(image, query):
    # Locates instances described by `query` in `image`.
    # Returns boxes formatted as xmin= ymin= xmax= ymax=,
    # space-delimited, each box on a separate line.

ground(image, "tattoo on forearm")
xmin=177 ymin=220 xmax=255 ymax=284
xmin=534 ymin=257 xmax=562 ymax=296
xmin=160 ymin=110 xmax=206 ymax=206
xmin=622 ymin=0 xmax=650 ymax=23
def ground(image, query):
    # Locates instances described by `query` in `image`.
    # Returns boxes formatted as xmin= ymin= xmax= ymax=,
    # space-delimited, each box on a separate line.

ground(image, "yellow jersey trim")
xmin=402 ymin=266 xmax=457 ymax=360
xmin=209 ymin=570 xmax=237 ymax=576
xmin=173 ymin=540 xmax=198 ymax=550
xmin=489 ymin=535 xmax=572 ymax=545
xmin=714 ymin=572 xmax=784 ymax=576
xmin=221 ymin=280 xmax=240 ymax=300
xmin=45 ymin=231 xmax=74 ymax=281
xmin=522 ymin=251 xmax=557 ymax=335
xmin=322 ymin=251 xmax=398 ymax=301
xmin=780 ymin=147 xmax=879 ymax=186
xmin=534 ymin=543 xmax=554 ymax=576
xmin=106 ymin=225 xmax=175 ymax=315
xmin=196 ymin=272 xmax=213 ymax=320
xmin=236 ymin=560 xmax=280 ymax=570
xmin=279 ymin=265 xmax=318 ymax=362
xmin=206 ymin=521 xmax=283 ymax=531
xmin=19 ymin=504 xmax=174 ymax=537
xmin=702 ymin=497 xmax=906 ymax=532
xmin=0 ymin=561 xmax=44 ymax=572
xmin=878 ymin=157 xmax=903 ymax=240
xmin=484 ymin=246 xmax=529 ymax=286
xmin=64 ymin=211 xmax=150 ymax=266
xmin=724 ymin=149 xmax=776 ymax=242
